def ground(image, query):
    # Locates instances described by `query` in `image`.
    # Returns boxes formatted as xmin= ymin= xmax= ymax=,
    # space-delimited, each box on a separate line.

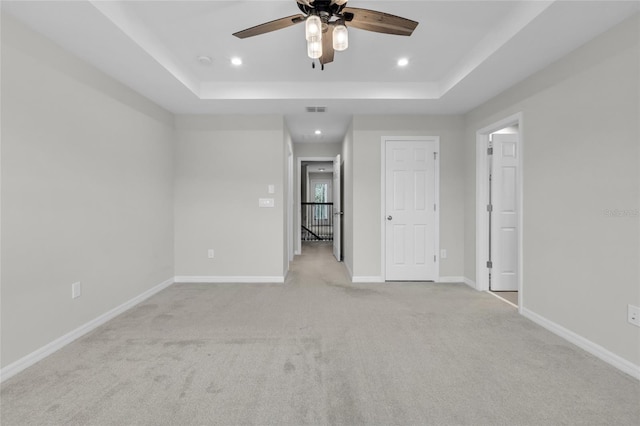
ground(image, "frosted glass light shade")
xmin=305 ymin=15 xmax=322 ymax=41
xmin=333 ymin=24 xmax=348 ymax=51
xmin=307 ymin=38 xmax=323 ymax=59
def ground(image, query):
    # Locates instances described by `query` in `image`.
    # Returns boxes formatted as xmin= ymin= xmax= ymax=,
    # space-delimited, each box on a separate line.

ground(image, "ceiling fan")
xmin=233 ymin=0 xmax=419 ymax=70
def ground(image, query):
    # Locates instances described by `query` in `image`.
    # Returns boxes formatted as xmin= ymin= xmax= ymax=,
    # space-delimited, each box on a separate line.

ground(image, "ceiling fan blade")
xmin=342 ymin=7 xmax=418 ymax=36
xmin=233 ymin=14 xmax=306 ymax=39
xmin=320 ymin=24 xmax=335 ymax=65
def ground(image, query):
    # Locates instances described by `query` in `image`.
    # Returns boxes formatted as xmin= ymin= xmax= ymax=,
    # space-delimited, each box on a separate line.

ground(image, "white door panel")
xmin=490 ymin=134 xmax=519 ymax=291
xmin=385 ymin=139 xmax=438 ymax=281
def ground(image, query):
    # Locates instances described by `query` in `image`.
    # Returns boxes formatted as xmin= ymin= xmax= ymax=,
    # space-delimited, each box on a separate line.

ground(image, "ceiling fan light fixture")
xmin=305 ymin=15 xmax=322 ymax=41
xmin=307 ymin=38 xmax=323 ymax=59
xmin=333 ymin=24 xmax=348 ymax=51
xmin=233 ymin=1 xmax=419 ymax=68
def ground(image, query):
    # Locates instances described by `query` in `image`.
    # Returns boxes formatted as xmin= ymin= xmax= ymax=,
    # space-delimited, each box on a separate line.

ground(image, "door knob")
xmin=387 ymin=215 xmax=393 ymax=220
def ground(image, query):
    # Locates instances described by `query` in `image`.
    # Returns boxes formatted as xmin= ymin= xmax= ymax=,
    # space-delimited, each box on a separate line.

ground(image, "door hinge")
xmin=486 ymin=260 xmax=493 ymax=268
xmin=487 ymin=204 xmax=493 ymax=212
xmin=434 ymin=204 xmax=437 ymax=212
xmin=487 ymin=147 xmax=493 ymax=155
xmin=434 ymin=255 xmax=437 ymax=262
xmin=434 ymin=152 xmax=437 ymax=160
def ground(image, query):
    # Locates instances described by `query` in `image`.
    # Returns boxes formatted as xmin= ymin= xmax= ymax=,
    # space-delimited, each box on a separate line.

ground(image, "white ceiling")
xmin=3 ymin=1 xmax=638 ymax=143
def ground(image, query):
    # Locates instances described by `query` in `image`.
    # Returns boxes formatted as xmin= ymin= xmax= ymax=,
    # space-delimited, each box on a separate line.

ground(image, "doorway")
xmin=381 ymin=137 xmax=440 ymax=281
xmin=297 ymin=156 xmax=342 ymax=261
xmin=476 ymin=114 xmax=523 ymax=309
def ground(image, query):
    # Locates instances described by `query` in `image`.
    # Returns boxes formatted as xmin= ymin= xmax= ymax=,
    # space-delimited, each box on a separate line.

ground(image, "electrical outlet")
xmin=72 ymin=282 xmax=82 ymax=299
xmin=208 ymin=249 xmax=214 ymax=259
xmin=628 ymin=304 xmax=640 ymax=327
xmin=440 ymin=249 xmax=447 ymax=259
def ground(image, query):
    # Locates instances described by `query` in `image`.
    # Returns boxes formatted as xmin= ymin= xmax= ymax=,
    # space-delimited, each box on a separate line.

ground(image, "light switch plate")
xmin=72 ymin=282 xmax=82 ymax=299
xmin=268 ymin=184 xmax=275 ymax=194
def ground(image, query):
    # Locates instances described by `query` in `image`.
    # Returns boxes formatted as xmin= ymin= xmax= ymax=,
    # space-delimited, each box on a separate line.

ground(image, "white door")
xmin=489 ymin=133 xmax=519 ymax=291
xmin=385 ymin=139 xmax=438 ymax=281
xmin=333 ymin=155 xmax=341 ymax=261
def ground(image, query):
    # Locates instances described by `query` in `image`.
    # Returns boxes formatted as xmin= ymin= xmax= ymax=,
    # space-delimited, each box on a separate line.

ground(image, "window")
xmin=314 ymin=183 xmax=328 ymax=220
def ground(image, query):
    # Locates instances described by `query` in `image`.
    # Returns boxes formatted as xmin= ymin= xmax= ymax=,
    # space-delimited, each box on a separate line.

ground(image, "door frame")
xmin=475 ymin=113 xmax=524 ymax=310
xmin=288 ymin=150 xmax=294 ymax=264
xmin=296 ymin=156 xmax=338 ymax=255
xmin=380 ymin=136 xmax=440 ymax=281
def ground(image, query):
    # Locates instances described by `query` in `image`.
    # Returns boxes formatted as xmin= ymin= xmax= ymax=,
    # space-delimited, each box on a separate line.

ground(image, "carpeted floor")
xmin=1 ymin=242 xmax=639 ymax=425
xmin=490 ymin=291 xmax=518 ymax=306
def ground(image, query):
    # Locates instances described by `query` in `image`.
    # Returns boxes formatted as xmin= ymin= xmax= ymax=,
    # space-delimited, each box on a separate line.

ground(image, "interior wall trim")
xmin=438 ymin=276 xmax=467 ymax=283
xmin=351 ymin=276 xmax=385 ymax=283
xmin=462 ymin=277 xmax=477 ymax=289
xmin=0 ymin=277 xmax=175 ymax=383
xmin=174 ymin=276 xmax=285 ymax=284
xmin=521 ymin=307 xmax=640 ymax=380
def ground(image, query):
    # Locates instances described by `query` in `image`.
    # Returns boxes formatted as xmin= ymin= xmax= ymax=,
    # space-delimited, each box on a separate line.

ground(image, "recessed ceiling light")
xmin=319 ymin=168 xmax=325 ymax=172
xmin=397 ymin=58 xmax=409 ymax=67
xmin=315 ymin=130 xmax=322 ymax=135
xmin=197 ymin=55 xmax=212 ymax=65
xmin=231 ymin=57 xmax=243 ymax=66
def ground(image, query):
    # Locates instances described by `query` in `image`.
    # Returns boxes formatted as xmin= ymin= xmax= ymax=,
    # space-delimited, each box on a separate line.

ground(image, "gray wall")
xmin=1 ymin=15 xmax=175 ymax=367
xmin=463 ymin=15 xmax=640 ymax=366
xmin=351 ymin=115 xmax=466 ymax=279
xmin=342 ymin=122 xmax=354 ymax=275
xmin=284 ymin=127 xmax=293 ymax=274
xmin=173 ymin=115 xmax=285 ymax=279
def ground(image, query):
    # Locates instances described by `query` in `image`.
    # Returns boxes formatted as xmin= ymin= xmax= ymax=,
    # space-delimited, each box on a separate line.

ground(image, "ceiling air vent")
xmin=305 ymin=106 xmax=327 ymax=113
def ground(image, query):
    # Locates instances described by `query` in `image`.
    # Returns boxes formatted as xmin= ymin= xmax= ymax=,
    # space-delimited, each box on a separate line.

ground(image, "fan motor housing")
xmin=297 ymin=0 xmax=347 ymax=18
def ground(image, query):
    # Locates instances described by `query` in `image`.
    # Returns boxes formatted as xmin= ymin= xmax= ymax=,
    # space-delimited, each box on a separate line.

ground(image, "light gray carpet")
xmin=490 ymin=291 xmax=518 ymax=306
xmin=2 ymin=242 xmax=639 ymax=425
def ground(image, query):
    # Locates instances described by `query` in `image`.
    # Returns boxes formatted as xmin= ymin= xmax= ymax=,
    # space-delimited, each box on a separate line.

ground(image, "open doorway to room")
xmin=302 ymin=161 xmax=334 ymax=242
xmin=476 ymin=114 xmax=523 ymax=309
xmin=297 ymin=157 xmax=343 ymax=261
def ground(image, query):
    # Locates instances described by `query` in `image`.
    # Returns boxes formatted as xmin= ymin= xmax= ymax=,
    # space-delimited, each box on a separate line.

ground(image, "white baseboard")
xmin=344 ymin=261 xmax=354 ymax=280
xmin=463 ymin=277 xmax=477 ymax=289
xmin=521 ymin=307 xmax=640 ymax=380
xmin=431 ymin=277 xmax=477 ymax=290
xmin=352 ymin=276 xmax=476 ymax=285
xmin=352 ymin=276 xmax=384 ymax=283
xmin=174 ymin=276 xmax=285 ymax=284
xmin=438 ymin=276 xmax=466 ymax=283
xmin=0 ymin=277 xmax=174 ymax=383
